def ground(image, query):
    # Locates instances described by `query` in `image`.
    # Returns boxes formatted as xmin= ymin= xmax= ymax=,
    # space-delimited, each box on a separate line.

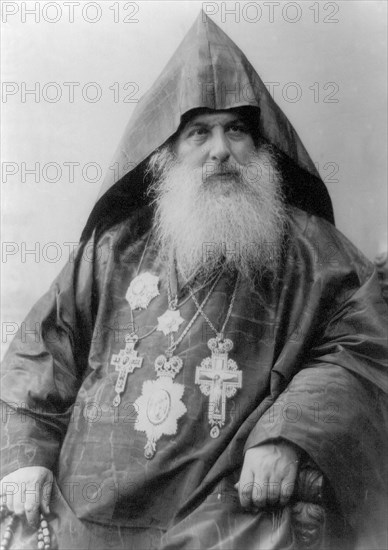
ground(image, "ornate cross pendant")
xmin=195 ymin=338 xmax=242 ymax=438
xmin=111 ymin=334 xmax=143 ymax=407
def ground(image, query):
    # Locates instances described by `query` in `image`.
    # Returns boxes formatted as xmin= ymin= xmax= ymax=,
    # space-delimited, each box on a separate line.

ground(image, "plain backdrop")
xmin=1 ymin=0 xmax=387 ymax=358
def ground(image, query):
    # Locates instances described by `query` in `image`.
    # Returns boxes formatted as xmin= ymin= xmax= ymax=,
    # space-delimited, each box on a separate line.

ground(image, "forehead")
xmin=182 ymin=110 xmax=246 ymax=129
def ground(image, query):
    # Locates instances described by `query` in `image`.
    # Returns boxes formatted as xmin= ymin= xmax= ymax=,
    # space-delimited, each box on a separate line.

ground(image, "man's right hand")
xmin=1 ymin=467 xmax=53 ymax=527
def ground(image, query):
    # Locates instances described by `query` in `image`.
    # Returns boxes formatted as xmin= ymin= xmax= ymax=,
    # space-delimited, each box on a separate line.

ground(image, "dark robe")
xmin=1 ymin=207 xmax=387 ymax=549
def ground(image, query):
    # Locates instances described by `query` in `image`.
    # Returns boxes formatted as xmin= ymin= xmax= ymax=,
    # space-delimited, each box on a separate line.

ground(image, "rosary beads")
xmin=0 ymin=506 xmax=51 ymax=550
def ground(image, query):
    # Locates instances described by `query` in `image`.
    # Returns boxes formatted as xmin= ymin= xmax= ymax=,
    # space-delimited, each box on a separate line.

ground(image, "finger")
xmin=279 ymin=480 xmax=295 ymax=506
xmin=25 ymin=502 xmax=40 ymax=527
xmin=41 ymin=479 xmax=52 ymax=515
xmin=238 ymin=473 xmax=257 ymax=509
xmin=249 ymin=477 xmax=267 ymax=509
xmin=263 ymin=478 xmax=281 ymax=507
xmin=235 ymin=482 xmax=260 ymax=513
xmin=280 ymin=469 xmax=297 ymax=506
xmin=12 ymin=481 xmax=26 ymax=517
xmin=24 ymin=482 xmax=41 ymax=527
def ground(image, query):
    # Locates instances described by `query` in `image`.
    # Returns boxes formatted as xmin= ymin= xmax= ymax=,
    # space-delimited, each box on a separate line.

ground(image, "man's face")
xmin=173 ymin=110 xmax=256 ymax=181
xmin=149 ymin=113 xmax=286 ymax=282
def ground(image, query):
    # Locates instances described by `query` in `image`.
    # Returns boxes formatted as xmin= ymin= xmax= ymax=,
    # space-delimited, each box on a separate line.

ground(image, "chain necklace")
xmin=189 ymin=273 xmax=240 ymax=341
xmin=156 ymin=255 xmax=221 ymax=336
xmin=166 ymin=268 xmax=224 ymax=355
xmin=191 ymin=273 xmax=243 ymax=439
xmin=176 ymin=260 xmax=223 ymax=303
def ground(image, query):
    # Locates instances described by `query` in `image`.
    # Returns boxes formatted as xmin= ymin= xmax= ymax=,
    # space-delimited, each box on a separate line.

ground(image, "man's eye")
xmin=190 ymin=128 xmax=208 ymax=137
xmin=228 ymin=125 xmax=247 ymax=134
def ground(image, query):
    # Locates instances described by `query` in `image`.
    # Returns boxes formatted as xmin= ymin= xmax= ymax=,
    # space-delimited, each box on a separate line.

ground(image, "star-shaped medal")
xmin=126 ymin=272 xmax=160 ymax=310
xmin=157 ymin=309 xmax=185 ymax=335
xmin=134 ymin=353 xmax=186 ymax=459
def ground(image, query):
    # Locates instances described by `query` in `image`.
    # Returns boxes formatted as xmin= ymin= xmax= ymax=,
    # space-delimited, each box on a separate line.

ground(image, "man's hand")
xmin=1 ymin=467 xmax=53 ymax=527
xmin=236 ymin=441 xmax=300 ymax=511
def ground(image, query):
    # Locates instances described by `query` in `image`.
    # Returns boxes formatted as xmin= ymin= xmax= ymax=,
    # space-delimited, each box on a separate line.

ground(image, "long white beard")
xmin=147 ymin=145 xmax=288 ymax=284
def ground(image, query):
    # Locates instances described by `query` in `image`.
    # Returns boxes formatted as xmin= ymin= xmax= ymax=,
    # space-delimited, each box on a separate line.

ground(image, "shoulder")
xmin=285 ymin=207 xmax=375 ymax=286
xmin=84 ymin=206 xmax=153 ymax=262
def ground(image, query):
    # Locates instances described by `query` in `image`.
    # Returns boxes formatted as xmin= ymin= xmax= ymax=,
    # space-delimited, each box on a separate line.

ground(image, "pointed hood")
xmin=82 ymin=11 xmax=333 ymax=241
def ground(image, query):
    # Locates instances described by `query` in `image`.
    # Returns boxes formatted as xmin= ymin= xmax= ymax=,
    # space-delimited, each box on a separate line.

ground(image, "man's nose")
xmin=209 ymin=131 xmax=231 ymax=163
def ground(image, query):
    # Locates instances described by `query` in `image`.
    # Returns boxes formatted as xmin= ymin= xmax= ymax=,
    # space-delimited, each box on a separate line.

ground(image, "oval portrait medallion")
xmin=146 ymin=389 xmax=171 ymax=425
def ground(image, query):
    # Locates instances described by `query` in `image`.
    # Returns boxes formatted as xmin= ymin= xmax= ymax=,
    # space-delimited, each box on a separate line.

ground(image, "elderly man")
xmin=1 ymin=11 xmax=387 ymax=550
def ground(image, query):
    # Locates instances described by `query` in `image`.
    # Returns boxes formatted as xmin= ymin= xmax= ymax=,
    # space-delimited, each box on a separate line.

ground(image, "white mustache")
xmin=202 ymin=163 xmax=242 ymax=183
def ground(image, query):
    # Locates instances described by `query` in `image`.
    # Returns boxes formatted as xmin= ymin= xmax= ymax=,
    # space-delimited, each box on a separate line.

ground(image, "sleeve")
xmin=244 ymin=269 xmax=388 ymax=529
xmin=0 ymin=236 xmax=97 ymax=479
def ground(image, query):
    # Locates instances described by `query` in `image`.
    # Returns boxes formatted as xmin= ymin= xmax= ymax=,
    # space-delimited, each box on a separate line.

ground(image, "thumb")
xmin=41 ymin=477 xmax=53 ymax=515
xmin=238 ymin=468 xmax=257 ymax=510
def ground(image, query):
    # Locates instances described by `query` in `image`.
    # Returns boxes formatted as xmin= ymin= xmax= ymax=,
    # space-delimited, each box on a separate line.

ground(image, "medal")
xmin=126 ymin=272 xmax=159 ymax=310
xmin=157 ymin=309 xmax=184 ymax=335
xmin=134 ymin=354 xmax=186 ymax=459
xmin=195 ymin=337 xmax=242 ymax=438
xmin=156 ymin=259 xmax=185 ymax=336
xmin=111 ymin=334 xmax=143 ymax=407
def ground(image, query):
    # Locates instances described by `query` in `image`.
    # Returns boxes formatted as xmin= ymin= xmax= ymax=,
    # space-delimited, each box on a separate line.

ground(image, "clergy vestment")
xmin=1 ymin=11 xmax=387 ymax=550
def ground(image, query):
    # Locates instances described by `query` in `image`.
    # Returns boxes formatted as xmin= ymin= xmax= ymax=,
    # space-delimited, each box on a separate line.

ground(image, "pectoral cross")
xmin=195 ymin=338 xmax=242 ymax=438
xmin=111 ymin=335 xmax=143 ymax=407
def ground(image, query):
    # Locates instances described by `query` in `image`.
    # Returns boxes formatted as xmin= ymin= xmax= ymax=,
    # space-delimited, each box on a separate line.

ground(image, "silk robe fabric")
xmin=1 ymin=207 xmax=387 ymax=549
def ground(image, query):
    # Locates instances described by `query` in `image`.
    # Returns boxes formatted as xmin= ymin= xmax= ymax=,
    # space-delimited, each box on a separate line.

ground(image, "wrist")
xmin=248 ymin=438 xmax=302 ymax=460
